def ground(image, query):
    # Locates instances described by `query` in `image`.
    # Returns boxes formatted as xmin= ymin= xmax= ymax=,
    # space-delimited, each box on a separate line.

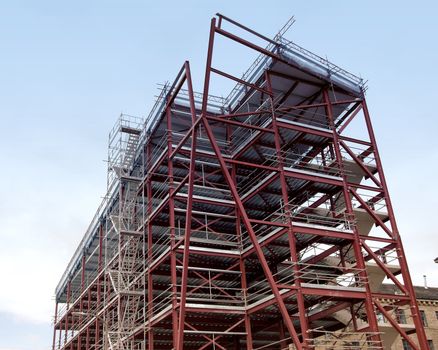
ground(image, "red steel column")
xmin=146 ymin=142 xmax=154 ymax=350
xmin=86 ymin=287 xmax=91 ymax=350
xmin=166 ymin=99 xmax=179 ymax=348
xmin=64 ymin=281 xmax=71 ymax=345
xmin=266 ymin=70 xmax=310 ymax=347
xmin=85 ymin=324 xmax=90 ymax=350
xmin=199 ymin=17 xmax=302 ymax=349
xmin=77 ymin=254 xmax=86 ymax=350
xmin=95 ymin=223 xmax=103 ymax=350
xmin=176 ymin=62 xmax=199 ymax=350
xmin=360 ymin=97 xmax=429 ymax=349
xmin=232 ymin=164 xmax=253 ymax=350
xmin=201 ymin=114 xmax=303 ymax=349
xmin=323 ymin=89 xmax=381 ymax=337
xmin=52 ymin=302 xmax=58 ymax=350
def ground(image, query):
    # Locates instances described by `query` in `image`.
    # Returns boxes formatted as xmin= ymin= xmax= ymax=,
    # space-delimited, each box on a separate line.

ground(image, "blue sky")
xmin=0 ymin=1 xmax=437 ymax=349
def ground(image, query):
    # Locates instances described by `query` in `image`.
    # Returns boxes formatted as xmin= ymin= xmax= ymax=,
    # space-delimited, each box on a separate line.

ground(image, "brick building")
xmin=380 ymin=284 xmax=438 ymax=349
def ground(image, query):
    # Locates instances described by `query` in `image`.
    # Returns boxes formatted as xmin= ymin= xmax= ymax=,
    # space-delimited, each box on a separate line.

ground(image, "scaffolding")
xmin=51 ymin=14 xmax=429 ymax=350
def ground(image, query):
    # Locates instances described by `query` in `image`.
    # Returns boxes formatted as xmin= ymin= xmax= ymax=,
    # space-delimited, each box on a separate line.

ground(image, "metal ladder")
xmin=121 ymin=132 xmax=140 ymax=171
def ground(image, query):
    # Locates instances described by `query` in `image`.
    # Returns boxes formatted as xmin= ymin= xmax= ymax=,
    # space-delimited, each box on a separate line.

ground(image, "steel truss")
xmin=52 ymin=14 xmax=429 ymax=350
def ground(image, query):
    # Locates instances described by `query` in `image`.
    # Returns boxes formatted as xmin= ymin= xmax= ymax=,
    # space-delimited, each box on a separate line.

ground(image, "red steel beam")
xmin=202 ymin=115 xmax=303 ymax=348
xmin=198 ymin=22 xmax=303 ymax=346
xmin=175 ymin=61 xmax=199 ymax=350
xmin=323 ymin=89 xmax=381 ymax=341
xmin=267 ymin=70 xmax=310 ymax=342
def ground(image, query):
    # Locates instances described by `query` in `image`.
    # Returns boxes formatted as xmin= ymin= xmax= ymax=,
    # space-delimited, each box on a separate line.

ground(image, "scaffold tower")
xmin=51 ymin=14 xmax=430 ymax=350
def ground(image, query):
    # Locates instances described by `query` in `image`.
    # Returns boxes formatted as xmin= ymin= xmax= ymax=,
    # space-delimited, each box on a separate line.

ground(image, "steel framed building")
xmin=51 ymin=14 xmax=429 ymax=350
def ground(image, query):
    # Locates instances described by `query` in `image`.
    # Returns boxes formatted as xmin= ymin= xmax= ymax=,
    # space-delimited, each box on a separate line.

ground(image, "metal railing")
xmin=147 ymin=229 xmax=171 ymax=265
xmin=147 ymin=132 xmax=168 ymax=170
xmin=228 ymin=100 xmax=273 ymax=154
xmin=290 ymin=205 xmax=356 ymax=231
xmin=146 ymin=286 xmax=173 ymax=321
xmin=55 ymin=192 xmax=112 ymax=299
xmin=241 ymin=202 xmax=355 ymax=251
xmin=278 ymin=36 xmax=364 ymax=88
xmin=363 ymin=245 xmax=399 ymax=266
xmin=340 ymin=144 xmax=376 ymax=167
xmin=290 ymin=262 xmax=367 ymax=288
xmin=176 ymin=283 xmax=244 ymax=307
xmin=351 ymin=192 xmax=387 ymax=213
xmin=306 ymin=329 xmax=383 ymax=349
xmin=107 ymin=114 xmax=144 ymax=190
xmin=176 ymin=228 xmax=241 ymax=250
xmin=276 ymin=108 xmax=332 ymax=130
xmin=224 ymin=16 xmax=296 ymax=108
xmin=246 ymin=262 xmax=366 ymax=306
